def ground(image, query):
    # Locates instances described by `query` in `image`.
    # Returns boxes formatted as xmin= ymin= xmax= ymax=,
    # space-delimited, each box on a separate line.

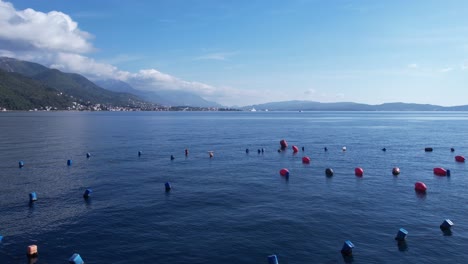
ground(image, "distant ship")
xmin=250 ymin=108 xmax=257 ymax=112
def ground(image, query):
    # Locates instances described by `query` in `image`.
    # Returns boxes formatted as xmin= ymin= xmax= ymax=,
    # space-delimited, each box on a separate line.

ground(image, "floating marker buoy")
xmin=268 ymin=254 xmax=279 ymax=264
xmin=165 ymin=182 xmax=172 ymax=192
xmin=433 ymin=167 xmax=448 ymax=176
xmin=19 ymin=161 xmax=24 ymax=168
xmin=395 ymin=228 xmax=408 ymax=241
xmin=302 ymin=146 xmax=305 ymax=151
xmin=325 ymin=168 xmax=334 ymax=177
xmin=324 ymin=147 xmax=328 ymax=151
xmin=0 ymin=235 xmax=3 ymax=242
xmin=185 ymin=149 xmax=189 ymax=156
xmin=341 ymin=240 xmax=354 ymax=256
xmin=392 ymin=167 xmax=400 ymax=176
xmin=246 ymin=148 xmax=249 ymax=154
xmin=170 ymin=155 xmax=175 ymax=160
xmin=354 ymin=167 xmax=364 ymax=177
xmin=258 ymin=149 xmax=261 ymax=154
xmin=440 ymin=219 xmax=454 ymax=230
xmin=277 ymin=149 xmax=281 ymax=153
xmin=451 ymin=148 xmax=455 ymax=152
xmin=69 ymin=253 xmax=84 ymax=264
xmin=209 ymin=151 xmax=214 ymax=158
xmin=455 ymin=156 xmax=465 ymax=162
xmin=279 ymin=168 xmax=289 ymax=177
xmin=27 ymin=245 xmax=38 ymax=257
xmin=280 ymin=139 xmax=288 ymax=149
xmin=138 ymin=151 xmax=142 ymax=156
xmin=67 ymin=159 xmax=72 ymax=166
xmin=29 ymin=192 xmax=37 ymax=202
xmin=83 ymin=189 xmax=92 ymax=199
xmin=382 ymin=148 xmax=387 ymax=151
xmin=86 ymin=153 xmax=91 ymax=158
xmin=425 ymin=147 xmax=433 ymax=152
xmin=292 ymin=146 xmax=299 ymax=153
xmin=302 ymin=156 xmax=311 ymax=164
xmin=342 ymin=146 xmax=347 ymax=152
xmin=261 ymin=148 xmax=264 ymax=153
xmin=414 ymin=182 xmax=427 ymax=193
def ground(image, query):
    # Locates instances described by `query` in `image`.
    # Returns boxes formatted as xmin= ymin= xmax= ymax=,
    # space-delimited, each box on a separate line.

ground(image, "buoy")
xmin=279 ymin=168 xmax=289 ymax=177
xmin=69 ymin=253 xmax=84 ymax=264
xmin=425 ymin=147 xmax=433 ymax=152
xmin=325 ymin=168 xmax=334 ymax=177
xmin=433 ymin=167 xmax=448 ymax=176
xmin=83 ymin=189 xmax=92 ymax=199
xmin=292 ymin=146 xmax=299 ymax=153
xmin=67 ymin=159 xmax=72 ymax=166
xmin=138 ymin=151 xmax=142 ymax=156
xmin=301 ymin=146 xmax=305 ymax=151
xmin=455 ymin=156 xmax=465 ymax=162
xmin=170 ymin=155 xmax=175 ymax=160
xmin=86 ymin=153 xmax=91 ymax=158
xmin=341 ymin=240 xmax=354 ymax=256
xmin=209 ymin=151 xmax=214 ymax=158
xmin=277 ymin=149 xmax=281 ymax=153
xmin=185 ymin=149 xmax=189 ymax=156
xmin=382 ymin=147 xmax=387 ymax=151
xmin=268 ymin=254 xmax=279 ymax=264
xmin=261 ymin=148 xmax=264 ymax=153
xmin=165 ymin=182 xmax=172 ymax=191
xmin=392 ymin=167 xmax=400 ymax=176
xmin=414 ymin=182 xmax=427 ymax=193
xmin=354 ymin=167 xmax=364 ymax=177
xmin=451 ymin=148 xmax=455 ymax=152
xmin=19 ymin=161 xmax=24 ymax=168
xmin=395 ymin=228 xmax=408 ymax=241
xmin=440 ymin=219 xmax=454 ymax=230
xmin=342 ymin=146 xmax=347 ymax=152
xmin=280 ymin=139 xmax=288 ymax=149
xmin=0 ymin=235 xmax=3 ymax=242
xmin=302 ymin=156 xmax=311 ymax=164
xmin=29 ymin=192 xmax=37 ymax=202
xmin=246 ymin=148 xmax=249 ymax=154
xmin=258 ymin=149 xmax=261 ymax=154
xmin=324 ymin=147 xmax=328 ymax=151
xmin=27 ymin=245 xmax=38 ymax=258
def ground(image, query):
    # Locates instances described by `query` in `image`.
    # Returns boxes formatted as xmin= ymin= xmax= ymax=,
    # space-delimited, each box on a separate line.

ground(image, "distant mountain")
xmin=243 ymin=100 xmax=468 ymax=111
xmin=95 ymin=79 xmax=222 ymax=107
xmin=0 ymin=69 xmax=74 ymax=110
xmin=0 ymin=57 xmax=150 ymax=108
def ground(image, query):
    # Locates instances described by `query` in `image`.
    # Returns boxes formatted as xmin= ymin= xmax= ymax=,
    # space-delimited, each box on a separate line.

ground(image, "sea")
xmin=0 ymin=111 xmax=467 ymax=264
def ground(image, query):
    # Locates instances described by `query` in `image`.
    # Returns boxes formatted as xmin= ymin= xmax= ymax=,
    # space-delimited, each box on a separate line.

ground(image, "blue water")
xmin=0 ymin=111 xmax=468 ymax=263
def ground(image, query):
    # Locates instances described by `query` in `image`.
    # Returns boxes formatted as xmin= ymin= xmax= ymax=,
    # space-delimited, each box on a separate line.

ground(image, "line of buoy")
xmin=325 ymin=168 xmax=334 ymax=177
xmin=425 ymin=147 xmax=433 ymax=152
xmin=302 ymin=156 xmax=311 ymax=164
xmin=292 ymin=145 xmax=299 ymax=153
xmin=268 ymin=254 xmax=279 ymax=264
xmin=69 ymin=253 xmax=84 ymax=264
xmin=280 ymin=139 xmax=288 ymax=149
xmin=29 ymin=192 xmax=37 ymax=202
xmin=392 ymin=167 xmax=400 ymax=176
xmin=414 ymin=182 xmax=427 ymax=193
xmin=279 ymin=168 xmax=289 ymax=177
xmin=455 ymin=155 xmax=465 ymax=162
xmin=19 ymin=161 xmax=24 ymax=168
xmin=354 ymin=167 xmax=364 ymax=177
xmin=83 ymin=189 xmax=92 ymax=199
xmin=165 ymin=182 xmax=172 ymax=192
xmin=433 ymin=167 xmax=450 ymax=177
xmin=86 ymin=152 xmax=91 ymax=158
xmin=26 ymin=245 xmax=38 ymax=258
xmin=138 ymin=151 xmax=142 ymax=157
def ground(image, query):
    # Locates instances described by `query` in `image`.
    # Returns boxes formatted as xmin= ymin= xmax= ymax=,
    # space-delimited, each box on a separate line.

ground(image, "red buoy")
xmin=280 ymin=139 xmax=288 ymax=149
xmin=279 ymin=168 xmax=289 ymax=177
xmin=433 ymin=167 xmax=447 ymax=176
xmin=302 ymin=156 xmax=311 ymax=164
xmin=354 ymin=167 xmax=364 ymax=177
xmin=392 ymin=167 xmax=400 ymax=176
xmin=292 ymin=146 xmax=299 ymax=153
xmin=455 ymin=155 xmax=465 ymax=162
xmin=415 ymin=182 xmax=427 ymax=193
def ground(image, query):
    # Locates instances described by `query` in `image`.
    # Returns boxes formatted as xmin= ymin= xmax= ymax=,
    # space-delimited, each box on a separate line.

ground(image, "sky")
xmin=1 ymin=0 xmax=468 ymax=106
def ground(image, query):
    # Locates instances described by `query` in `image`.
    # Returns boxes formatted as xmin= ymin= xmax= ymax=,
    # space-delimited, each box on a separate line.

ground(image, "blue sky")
xmin=1 ymin=0 xmax=468 ymax=106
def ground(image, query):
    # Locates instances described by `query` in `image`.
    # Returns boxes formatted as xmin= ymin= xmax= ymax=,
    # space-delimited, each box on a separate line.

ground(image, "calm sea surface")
xmin=0 ymin=111 xmax=468 ymax=264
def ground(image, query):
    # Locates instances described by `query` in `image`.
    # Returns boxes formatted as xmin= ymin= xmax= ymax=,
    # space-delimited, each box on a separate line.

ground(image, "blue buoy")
xmin=171 ymin=155 xmax=175 ymax=160
xmin=258 ymin=149 xmax=261 ymax=154
xmin=246 ymin=148 xmax=249 ymax=154
xmin=324 ymin=147 xmax=328 ymax=151
xmin=395 ymin=228 xmax=408 ymax=241
xmin=440 ymin=219 xmax=454 ymax=230
xmin=19 ymin=161 xmax=24 ymax=168
xmin=382 ymin=147 xmax=387 ymax=151
xmin=451 ymin=147 xmax=455 ymax=152
xmin=341 ymin=240 xmax=354 ymax=256
xmin=83 ymin=189 xmax=92 ymax=198
xmin=29 ymin=192 xmax=37 ymax=202
xmin=446 ymin=169 xmax=451 ymax=176
xmin=67 ymin=159 xmax=72 ymax=166
xmin=267 ymin=254 xmax=279 ymax=264
xmin=69 ymin=253 xmax=84 ymax=264
xmin=0 ymin=235 xmax=3 ymax=242
xmin=138 ymin=151 xmax=142 ymax=157
xmin=165 ymin=182 xmax=172 ymax=192
xmin=302 ymin=146 xmax=305 ymax=151
xmin=261 ymin=148 xmax=264 ymax=153
xmin=86 ymin=153 xmax=91 ymax=158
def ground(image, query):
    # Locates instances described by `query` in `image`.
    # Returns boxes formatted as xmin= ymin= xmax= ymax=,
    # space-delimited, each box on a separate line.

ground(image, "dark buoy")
xmin=301 ymin=146 xmax=305 ymax=151
xmin=69 ymin=253 xmax=84 ymax=264
xmin=19 ymin=161 xmax=24 ymax=168
xmin=324 ymin=147 xmax=328 ymax=151
xmin=29 ymin=192 xmax=37 ymax=202
xmin=261 ymin=148 xmax=264 ymax=153
xmin=268 ymin=254 xmax=279 ymax=264
xmin=341 ymin=240 xmax=354 ymax=256
xmin=27 ymin=245 xmax=38 ymax=258
xmin=414 ymin=182 xmax=427 ymax=193
xmin=258 ymin=149 xmax=261 ymax=154
xmin=354 ymin=167 xmax=364 ymax=177
xmin=302 ymin=156 xmax=311 ymax=164
xmin=209 ymin=151 xmax=214 ymax=158
xmin=246 ymin=148 xmax=249 ymax=154
xmin=325 ymin=168 xmax=334 ymax=177
xmin=165 ymin=182 xmax=172 ymax=192
xmin=392 ymin=167 xmax=400 ymax=176
xmin=277 ymin=149 xmax=281 ymax=153
xmin=395 ymin=228 xmax=408 ymax=241
xmin=451 ymin=148 xmax=455 ymax=152
xmin=440 ymin=219 xmax=454 ymax=230
xmin=86 ymin=153 xmax=91 ymax=158
xmin=83 ymin=189 xmax=92 ymax=199
xmin=280 ymin=139 xmax=288 ymax=149
xmin=170 ymin=155 xmax=175 ymax=160
xmin=67 ymin=159 xmax=72 ymax=166
xmin=138 ymin=151 xmax=142 ymax=157
xmin=0 ymin=235 xmax=3 ymax=242
xmin=425 ymin=147 xmax=433 ymax=152
xmin=185 ymin=149 xmax=189 ymax=156
xmin=382 ymin=147 xmax=387 ymax=151
xmin=279 ymin=168 xmax=289 ymax=177
xmin=292 ymin=146 xmax=299 ymax=153
xmin=455 ymin=155 xmax=465 ymax=162
xmin=433 ymin=167 xmax=448 ymax=176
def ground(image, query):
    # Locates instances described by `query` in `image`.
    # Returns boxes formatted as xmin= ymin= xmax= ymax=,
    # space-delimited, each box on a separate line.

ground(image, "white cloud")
xmin=195 ymin=52 xmax=236 ymax=61
xmin=461 ymin=62 xmax=468 ymax=71
xmin=0 ymin=0 xmax=94 ymax=53
xmin=440 ymin=67 xmax=453 ymax=72
xmin=407 ymin=63 xmax=419 ymax=69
